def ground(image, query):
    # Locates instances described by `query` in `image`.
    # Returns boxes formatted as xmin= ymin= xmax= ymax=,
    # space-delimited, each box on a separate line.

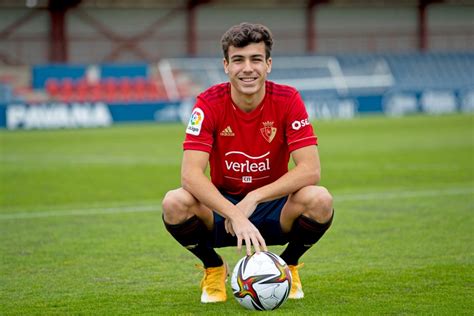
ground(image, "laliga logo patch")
xmin=186 ymin=108 xmax=204 ymax=135
xmin=260 ymin=121 xmax=277 ymax=143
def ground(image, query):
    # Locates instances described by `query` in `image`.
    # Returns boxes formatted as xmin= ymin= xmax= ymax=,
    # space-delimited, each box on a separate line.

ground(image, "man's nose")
xmin=243 ymin=60 xmax=253 ymax=72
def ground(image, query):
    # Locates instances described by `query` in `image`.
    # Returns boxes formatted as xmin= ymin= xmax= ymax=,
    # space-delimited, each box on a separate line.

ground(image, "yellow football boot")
xmin=198 ymin=261 xmax=228 ymax=303
xmin=288 ymin=263 xmax=305 ymax=299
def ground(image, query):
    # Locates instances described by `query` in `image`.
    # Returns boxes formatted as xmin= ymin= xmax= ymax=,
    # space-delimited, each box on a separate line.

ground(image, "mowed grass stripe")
xmin=1 ymin=185 xmax=471 ymax=220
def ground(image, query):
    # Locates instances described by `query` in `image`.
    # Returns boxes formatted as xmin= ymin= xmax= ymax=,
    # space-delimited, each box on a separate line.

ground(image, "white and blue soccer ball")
xmin=231 ymin=251 xmax=292 ymax=311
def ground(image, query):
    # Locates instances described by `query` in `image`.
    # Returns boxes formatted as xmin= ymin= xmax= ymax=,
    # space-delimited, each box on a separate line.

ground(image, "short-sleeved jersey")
xmin=183 ymin=80 xmax=317 ymax=197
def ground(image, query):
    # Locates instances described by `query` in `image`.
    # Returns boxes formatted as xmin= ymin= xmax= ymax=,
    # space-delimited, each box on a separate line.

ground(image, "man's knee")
xmin=301 ymin=186 xmax=333 ymax=223
xmin=162 ymin=188 xmax=194 ymax=225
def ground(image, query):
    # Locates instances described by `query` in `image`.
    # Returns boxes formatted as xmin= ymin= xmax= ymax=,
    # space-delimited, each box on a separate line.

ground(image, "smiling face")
xmin=223 ymin=42 xmax=272 ymax=111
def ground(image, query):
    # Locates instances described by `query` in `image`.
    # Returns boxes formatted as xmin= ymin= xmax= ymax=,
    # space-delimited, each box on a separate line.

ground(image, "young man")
xmin=162 ymin=22 xmax=333 ymax=303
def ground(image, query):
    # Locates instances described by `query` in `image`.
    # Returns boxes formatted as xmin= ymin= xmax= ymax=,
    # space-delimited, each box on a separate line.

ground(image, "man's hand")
xmin=224 ymin=193 xmax=259 ymax=236
xmin=226 ymin=213 xmax=267 ymax=256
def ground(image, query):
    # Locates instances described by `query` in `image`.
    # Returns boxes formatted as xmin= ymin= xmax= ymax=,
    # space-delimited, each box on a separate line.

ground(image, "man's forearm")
xmin=182 ymin=170 xmax=244 ymax=221
xmin=250 ymin=161 xmax=319 ymax=205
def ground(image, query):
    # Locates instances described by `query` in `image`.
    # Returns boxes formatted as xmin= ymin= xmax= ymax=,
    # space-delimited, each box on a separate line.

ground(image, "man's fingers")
xmin=224 ymin=219 xmax=230 ymax=235
xmin=252 ymin=236 xmax=261 ymax=254
xmin=258 ymin=234 xmax=268 ymax=252
xmin=245 ymin=237 xmax=252 ymax=256
xmin=229 ymin=222 xmax=235 ymax=236
xmin=232 ymin=221 xmax=267 ymax=255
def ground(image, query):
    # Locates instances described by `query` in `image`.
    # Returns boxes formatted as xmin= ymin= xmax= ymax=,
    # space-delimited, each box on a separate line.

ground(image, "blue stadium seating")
xmin=383 ymin=52 xmax=473 ymax=90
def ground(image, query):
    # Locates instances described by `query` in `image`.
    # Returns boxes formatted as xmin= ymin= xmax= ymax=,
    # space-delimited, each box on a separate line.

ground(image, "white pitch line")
xmin=0 ymin=204 xmax=161 ymax=220
xmin=0 ymin=187 xmax=472 ymax=221
xmin=336 ymin=186 xmax=474 ymax=202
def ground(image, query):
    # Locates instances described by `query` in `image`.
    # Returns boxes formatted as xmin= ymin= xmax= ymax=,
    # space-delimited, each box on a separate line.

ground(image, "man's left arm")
xmin=237 ymin=145 xmax=321 ymax=217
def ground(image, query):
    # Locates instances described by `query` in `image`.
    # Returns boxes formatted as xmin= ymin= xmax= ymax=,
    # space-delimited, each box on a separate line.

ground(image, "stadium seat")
xmin=45 ymin=79 xmax=60 ymax=95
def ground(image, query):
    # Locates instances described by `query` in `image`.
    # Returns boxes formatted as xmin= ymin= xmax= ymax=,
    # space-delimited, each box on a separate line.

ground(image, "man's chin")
xmin=238 ymin=85 xmax=260 ymax=95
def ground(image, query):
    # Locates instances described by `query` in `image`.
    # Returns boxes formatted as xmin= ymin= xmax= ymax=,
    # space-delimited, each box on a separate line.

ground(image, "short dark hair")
xmin=221 ymin=22 xmax=273 ymax=61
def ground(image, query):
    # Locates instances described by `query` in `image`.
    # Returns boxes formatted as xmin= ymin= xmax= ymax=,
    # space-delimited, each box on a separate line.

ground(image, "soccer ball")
xmin=231 ymin=251 xmax=292 ymax=311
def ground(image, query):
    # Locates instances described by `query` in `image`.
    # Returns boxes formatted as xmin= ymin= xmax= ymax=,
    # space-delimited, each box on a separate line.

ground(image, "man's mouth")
xmin=239 ymin=77 xmax=257 ymax=83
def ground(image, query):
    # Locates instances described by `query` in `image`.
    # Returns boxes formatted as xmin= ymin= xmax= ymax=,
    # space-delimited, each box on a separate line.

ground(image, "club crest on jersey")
xmin=186 ymin=108 xmax=204 ymax=135
xmin=260 ymin=121 xmax=277 ymax=143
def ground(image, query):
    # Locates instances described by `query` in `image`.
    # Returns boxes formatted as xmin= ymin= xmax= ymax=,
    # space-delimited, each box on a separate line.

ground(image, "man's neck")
xmin=230 ymin=86 xmax=265 ymax=113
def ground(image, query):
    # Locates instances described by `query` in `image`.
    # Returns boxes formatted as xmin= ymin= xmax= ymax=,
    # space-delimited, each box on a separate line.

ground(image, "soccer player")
xmin=162 ymin=22 xmax=334 ymax=303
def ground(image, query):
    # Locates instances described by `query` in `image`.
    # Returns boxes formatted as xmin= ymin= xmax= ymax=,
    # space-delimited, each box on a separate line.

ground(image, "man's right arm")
xmin=181 ymin=149 xmax=267 ymax=255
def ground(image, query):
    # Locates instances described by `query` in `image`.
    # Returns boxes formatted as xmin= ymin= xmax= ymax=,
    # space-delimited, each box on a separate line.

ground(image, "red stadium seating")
xmin=44 ymin=76 xmax=168 ymax=103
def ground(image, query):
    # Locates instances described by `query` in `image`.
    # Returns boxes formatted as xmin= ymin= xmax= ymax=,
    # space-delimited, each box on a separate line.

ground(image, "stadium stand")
xmin=0 ymin=66 xmax=49 ymax=104
xmin=0 ymin=83 xmax=22 ymax=104
xmin=31 ymin=63 xmax=168 ymax=103
xmin=159 ymin=52 xmax=473 ymax=100
xmin=383 ymin=52 xmax=474 ymax=90
xmin=43 ymin=77 xmax=167 ymax=103
xmin=0 ymin=52 xmax=472 ymax=106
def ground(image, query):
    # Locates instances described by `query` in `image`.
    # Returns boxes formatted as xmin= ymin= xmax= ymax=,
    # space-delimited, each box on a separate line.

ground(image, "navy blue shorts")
xmin=208 ymin=193 xmax=289 ymax=248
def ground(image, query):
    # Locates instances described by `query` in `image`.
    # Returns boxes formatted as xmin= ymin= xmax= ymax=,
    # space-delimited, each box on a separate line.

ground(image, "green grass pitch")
xmin=1 ymin=113 xmax=473 ymax=314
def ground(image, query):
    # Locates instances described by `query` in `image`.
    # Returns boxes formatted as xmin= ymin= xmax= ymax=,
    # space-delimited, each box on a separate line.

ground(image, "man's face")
xmin=223 ymin=42 xmax=272 ymax=98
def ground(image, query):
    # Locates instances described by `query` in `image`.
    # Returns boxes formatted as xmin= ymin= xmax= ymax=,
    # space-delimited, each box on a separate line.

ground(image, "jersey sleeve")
xmin=182 ymin=97 xmax=215 ymax=153
xmin=286 ymin=91 xmax=318 ymax=152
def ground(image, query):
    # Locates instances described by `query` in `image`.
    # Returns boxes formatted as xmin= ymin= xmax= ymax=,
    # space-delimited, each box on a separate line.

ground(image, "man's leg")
xmin=162 ymin=188 xmax=227 ymax=303
xmin=279 ymin=185 xmax=334 ymax=299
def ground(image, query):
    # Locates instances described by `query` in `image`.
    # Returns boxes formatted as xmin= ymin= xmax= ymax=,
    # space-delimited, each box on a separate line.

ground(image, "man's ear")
xmin=266 ymin=57 xmax=272 ymax=73
xmin=223 ymin=58 xmax=229 ymax=74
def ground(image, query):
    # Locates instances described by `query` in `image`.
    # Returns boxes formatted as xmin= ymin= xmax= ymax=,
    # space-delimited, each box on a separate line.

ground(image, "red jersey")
xmin=183 ymin=81 xmax=317 ymax=197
